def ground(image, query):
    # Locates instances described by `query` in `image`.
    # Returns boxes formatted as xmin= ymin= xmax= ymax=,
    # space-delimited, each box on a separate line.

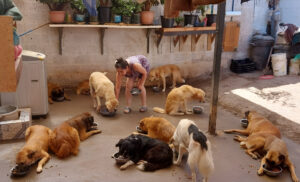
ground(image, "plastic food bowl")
xmin=240 ymin=119 xmax=248 ymax=128
xmin=112 ymin=153 xmax=129 ymax=165
xmin=99 ymin=106 xmax=116 ymax=117
xmin=263 ymin=165 xmax=283 ymax=177
xmin=193 ymin=106 xmax=203 ymax=114
xmin=152 ymin=86 xmax=161 ymax=93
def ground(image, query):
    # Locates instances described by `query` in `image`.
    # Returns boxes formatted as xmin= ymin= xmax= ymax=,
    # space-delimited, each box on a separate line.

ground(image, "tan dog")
xmin=149 ymin=64 xmax=185 ymax=92
xmin=76 ymin=80 xmax=90 ymax=95
xmin=89 ymin=72 xmax=119 ymax=112
xmin=153 ymin=85 xmax=205 ymax=115
xmin=224 ymin=111 xmax=281 ymax=138
xmin=48 ymin=82 xmax=70 ymax=104
xmin=138 ymin=117 xmax=175 ymax=143
xmin=49 ymin=112 xmax=101 ymax=158
xmin=225 ymin=111 xmax=298 ymax=182
xmin=16 ymin=125 xmax=52 ymax=173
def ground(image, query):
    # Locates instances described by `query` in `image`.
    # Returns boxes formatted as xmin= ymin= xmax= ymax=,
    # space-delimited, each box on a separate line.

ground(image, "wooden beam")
xmin=58 ymin=27 xmax=63 ymax=55
xmin=209 ymin=1 xmax=226 ymax=135
xmin=191 ymin=34 xmax=202 ymax=52
xmin=173 ymin=36 xmax=180 ymax=47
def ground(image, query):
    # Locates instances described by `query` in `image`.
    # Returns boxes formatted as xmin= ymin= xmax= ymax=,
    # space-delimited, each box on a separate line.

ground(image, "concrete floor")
xmin=0 ymin=88 xmax=300 ymax=182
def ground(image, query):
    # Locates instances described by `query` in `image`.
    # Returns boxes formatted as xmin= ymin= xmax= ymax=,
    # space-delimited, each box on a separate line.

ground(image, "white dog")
xmin=89 ymin=72 xmax=119 ymax=112
xmin=171 ymin=119 xmax=214 ymax=182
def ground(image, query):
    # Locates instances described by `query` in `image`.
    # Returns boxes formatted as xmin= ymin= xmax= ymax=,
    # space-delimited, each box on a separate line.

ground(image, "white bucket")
xmin=272 ymin=53 xmax=287 ymax=76
xmin=289 ymin=59 xmax=300 ymax=75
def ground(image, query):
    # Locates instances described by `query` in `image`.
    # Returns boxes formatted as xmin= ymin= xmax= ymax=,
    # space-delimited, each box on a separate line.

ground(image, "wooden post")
xmin=58 ymin=27 xmax=63 ymax=55
xmin=209 ymin=1 xmax=226 ymax=135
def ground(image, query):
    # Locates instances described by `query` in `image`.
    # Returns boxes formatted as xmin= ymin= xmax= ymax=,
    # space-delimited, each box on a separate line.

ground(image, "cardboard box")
xmin=0 ymin=108 xmax=31 ymax=141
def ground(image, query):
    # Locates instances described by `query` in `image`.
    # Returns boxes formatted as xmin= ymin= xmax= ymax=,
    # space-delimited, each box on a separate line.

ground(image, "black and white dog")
xmin=115 ymin=134 xmax=173 ymax=171
xmin=171 ymin=119 xmax=214 ymax=182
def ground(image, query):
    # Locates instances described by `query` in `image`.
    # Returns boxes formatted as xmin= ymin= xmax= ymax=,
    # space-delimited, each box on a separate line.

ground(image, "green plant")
xmin=71 ymin=0 xmax=85 ymax=14
xmin=112 ymin=0 xmax=135 ymax=17
xmin=197 ymin=5 xmax=207 ymax=16
xmin=174 ymin=16 xmax=183 ymax=25
xmin=142 ymin=0 xmax=159 ymax=11
xmin=36 ymin=0 xmax=70 ymax=11
xmin=133 ymin=2 xmax=143 ymax=14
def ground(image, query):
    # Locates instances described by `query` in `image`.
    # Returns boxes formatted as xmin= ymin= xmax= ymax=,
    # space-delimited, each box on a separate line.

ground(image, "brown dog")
xmin=76 ymin=80 xmax=90 ymax=95
xmin=49 ymin=112 xmax=101 ymax=158
xmin=138 ymin=117 xmax=175 ymax=143
xmin=225 ymin=111 xmax=298 ymax=182
xmin=16 ymin=125 xmax=52 ymax=173
xmin=48 ymin=82 xmax=70 ymax=104
xmin=148 ymin=64 xmax=185 ymax=92
xmin=153 ymin=85 xmax=205 ymax=115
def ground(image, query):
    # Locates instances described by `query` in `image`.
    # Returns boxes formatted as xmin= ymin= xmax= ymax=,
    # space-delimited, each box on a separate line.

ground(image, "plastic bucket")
xmin=289 ymin=59 xmax=300 ymax=75
xmin=271 ymin=53 xmax=287 ymax=76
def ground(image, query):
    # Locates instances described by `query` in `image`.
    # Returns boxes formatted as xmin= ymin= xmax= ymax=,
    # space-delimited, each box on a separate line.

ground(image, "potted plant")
xmin=139 ymin=0 xmax=159 ymax=25
xmin=71 ymin=0 xmax=85 ymax=24
xmin=121 ymin=0 xmax=135 ymax=24
xmin=98 ymin=0 xmax=112 ymax=24
xmin=132 ymin=1 xmax=142 ymax=24
xmin=183 ymin=5 xmax=206 ymax=27
xmin=36 ymin=0 xmax=70 ymax=23
xmin=174 ymin=16 xmax=183 ymax=27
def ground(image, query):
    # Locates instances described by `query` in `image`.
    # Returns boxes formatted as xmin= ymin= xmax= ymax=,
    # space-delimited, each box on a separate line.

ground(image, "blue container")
xmin=75 ymin=14 xmax=85 ymax=22
xmin=114 ymin=15 xmax=121 ymax=23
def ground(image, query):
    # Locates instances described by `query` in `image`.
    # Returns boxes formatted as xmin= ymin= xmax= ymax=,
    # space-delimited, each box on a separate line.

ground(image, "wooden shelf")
xmin=49 ymin=24 xmax=162 ymax=55
xmin=155 ymin=27 xmax=217 ymax=52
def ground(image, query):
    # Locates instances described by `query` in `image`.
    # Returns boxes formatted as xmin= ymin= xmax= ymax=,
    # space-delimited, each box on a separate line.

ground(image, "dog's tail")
xmin=138 ymin=160 xmax=172 ymax=171
xmin=152 ymin=107 xmax=166 ymax=114
xmin=198 ymin=141 xmax=214 ymax=180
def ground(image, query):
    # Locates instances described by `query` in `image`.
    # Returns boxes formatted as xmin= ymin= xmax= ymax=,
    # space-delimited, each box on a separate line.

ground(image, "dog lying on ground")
xmin=224 ymin=111 xmax=298 ymax=182
xmin=89 ymin=72 xmax=119 ymax=112
xmin=49 ymin=112 xmax=101 ymax=158
xmin=114 ymin=134 xmax=173 ymax=171
xmin=137 ymin=117 xmax=175 ymax=143
xmin=148 ymin=64 xmax=185 ymax=92
xmin=76 ymin=80 xmax=90 ymax=95
xmin=48 ymin=82 xmax=71 ymax=104
xmin=16 ymin=125 xmax=52 ymax=173
xmin=153 ymin=85 xmax=205 ymax=115
xmin=171 ymin=119 xmax=214 ymax=182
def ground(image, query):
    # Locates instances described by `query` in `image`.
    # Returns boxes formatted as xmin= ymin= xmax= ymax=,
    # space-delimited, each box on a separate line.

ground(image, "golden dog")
xmin=149 ymin=64 xmax=185 ymax=92
xmin=76 ymin=80 xmax=90 ymax=95
xmin=153 ymin=85 xmax=205 ymax=115
xmin=89 ymin=72 xmax=119 ymax=112
xmin=48 ymin=82 xmax=70 ymax=104
xmin=138 ymin=117 xmax=175 ymax=143
xmin=49 ymin=112 xmax=101 ymax=158
xmin=16 ymin=125 xmax=52 ymax=173
xmin=225 ymin=111 xmax=298 ymax=182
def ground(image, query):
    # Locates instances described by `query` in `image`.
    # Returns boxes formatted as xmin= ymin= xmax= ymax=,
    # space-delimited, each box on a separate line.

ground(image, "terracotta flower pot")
xmin=140 ymin=11 xmax=154 ymax=25
xmin=49 ymin=11 xmax=65 ymax=24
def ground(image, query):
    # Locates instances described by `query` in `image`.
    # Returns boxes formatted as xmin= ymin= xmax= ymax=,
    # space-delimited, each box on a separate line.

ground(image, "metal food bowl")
xmin=193 ymin=106 xmax=203 ymax=114
xmin=99 ymin=106 xmax=116 ymax=117
xmin=131 ymin=88 xmax=141 ymax=96
xmin=240 ymin=119 xmax=248 ymax=128
xmin=0 ymin=105 xmax=18 ymax=121
xmin=263 ymin=165 xmax=283 ymax=177
xmin=10 ymin=165 xmax=30 ymax=177
xmin=152 ymin=86 xmax=161 ymax=93
xmin=112 ymin=153 xmax=129 ymax=165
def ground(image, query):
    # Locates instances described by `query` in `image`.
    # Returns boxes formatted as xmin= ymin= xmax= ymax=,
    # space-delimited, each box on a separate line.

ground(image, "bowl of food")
xmin=152 ymin=86 xmax=161 ymax=93
xmin=193 ymin=106 xmax=203 ymax=114
xmin=240 ymin=119 xmax=248 ymax=128
xmin=10 ymin=165 xmax=30 ymax=177
xmin=136 ymin=126 xmax=147 ymax=134
xmin=263 ymin=164 xmax=283 ymax=177
xmin=53 ymin=96 xmax=65 ymax=102
xmin=99 ymin=106 xmax=116 ymax=117
xmin=0 ymin=105 xmax=18 ymax=121
xmin=131 ymin=88 xmax=141 ymax=96
xmin=112 ymin=153 xmax=129 ymax=165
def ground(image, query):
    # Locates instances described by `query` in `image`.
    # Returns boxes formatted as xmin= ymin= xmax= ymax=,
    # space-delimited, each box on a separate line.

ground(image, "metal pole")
xmin=208 ymin=1 xmax=226 ymax=135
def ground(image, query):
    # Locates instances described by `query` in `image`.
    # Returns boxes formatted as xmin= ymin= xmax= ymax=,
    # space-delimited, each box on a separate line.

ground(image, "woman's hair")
xmin=115 ymin=57 xmax=129 ymax=69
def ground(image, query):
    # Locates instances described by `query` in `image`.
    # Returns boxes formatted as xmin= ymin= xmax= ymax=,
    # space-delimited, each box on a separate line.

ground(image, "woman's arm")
xmin=115 ymin=72 xmax=123 ymax=100
xmin=132 ymin=63 xmax=147 ymax=89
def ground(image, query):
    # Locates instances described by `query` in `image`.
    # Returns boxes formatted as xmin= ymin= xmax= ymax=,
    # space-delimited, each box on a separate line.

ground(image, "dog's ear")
xmin=245 ymin=111 xmax=250 ymax=117
xmin=279 ymin=154 xmax=285 ymax=161
xmin=116 ymin=139 xmax=124 ymax=147
xmin=27 ymin=150 xmax=36 ymax=159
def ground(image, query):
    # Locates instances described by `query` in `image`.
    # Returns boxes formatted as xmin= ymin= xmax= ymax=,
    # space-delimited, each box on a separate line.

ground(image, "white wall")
xmin=14 ymin=1 xmax=252 ymax=87
xmin=280 ymin=0 xmax=300 ymax=26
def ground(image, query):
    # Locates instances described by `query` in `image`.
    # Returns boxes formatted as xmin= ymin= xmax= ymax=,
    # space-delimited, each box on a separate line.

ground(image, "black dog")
xmin=115 ymin=134 xmax=173 ymax=171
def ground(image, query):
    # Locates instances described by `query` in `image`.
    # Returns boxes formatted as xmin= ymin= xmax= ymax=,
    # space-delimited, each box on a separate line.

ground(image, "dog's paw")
xmin=224 ymin=130 xmax=232 ymax=134
xmin=93 ymin=129 xmax=102 ymax=134
xmin=120 ymin=164 xmax=127 ymax=170
xmin=234 ymin=135 xmax=241 ymax=141
xmin=257 ymin=168 xmax=264 ymax=176
xmin=136 ymin=161 xmax=146 ymax=171
xmin=186 ymin=110 xmax=193 ymax=115
xmin=162 ymin=89 xmax=166 ymax=92
xmin=292 ymin=176 xmax=299 ymax=182
xmin=36 ymin=167 xmax=43 ymax=173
